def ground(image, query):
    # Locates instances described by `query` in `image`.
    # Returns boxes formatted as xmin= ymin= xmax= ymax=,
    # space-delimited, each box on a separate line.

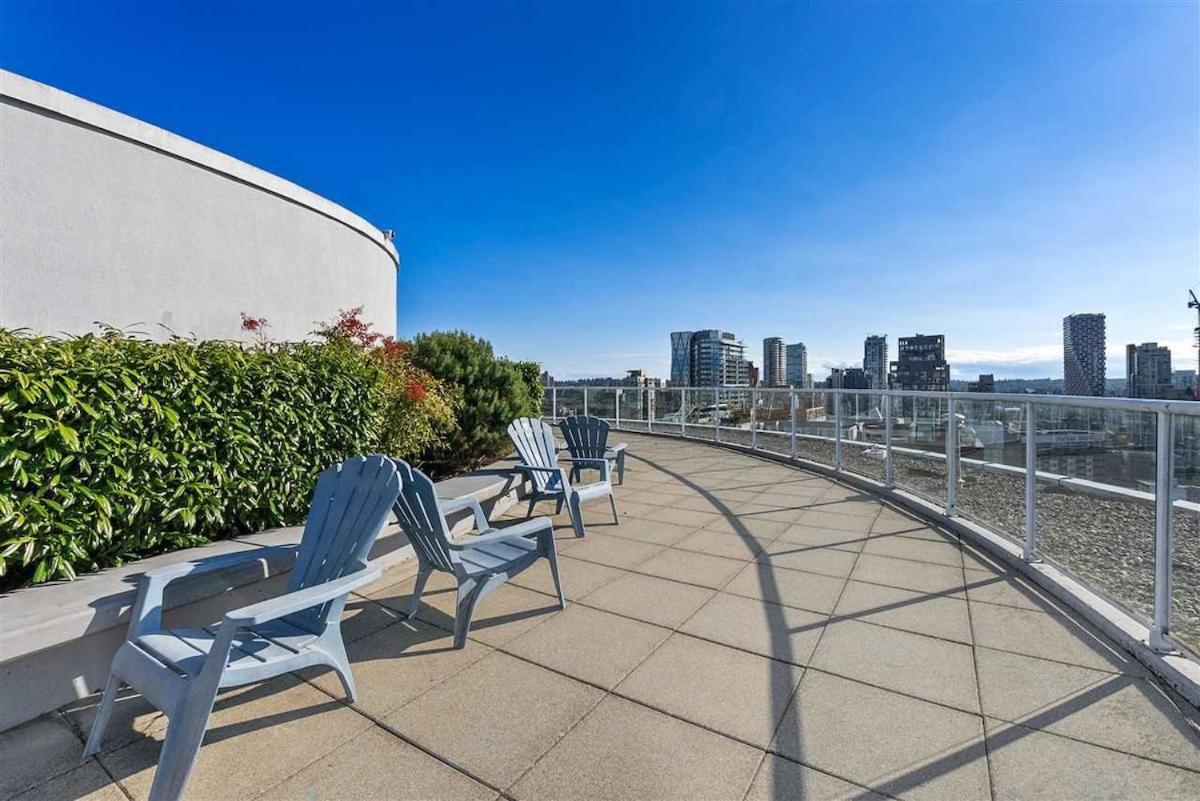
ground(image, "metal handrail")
xmin=545 ymin=383 xmax=1194 ymax=657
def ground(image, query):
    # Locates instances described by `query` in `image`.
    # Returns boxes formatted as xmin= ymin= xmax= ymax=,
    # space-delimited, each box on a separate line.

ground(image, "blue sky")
xmin=2 ymin=1 xmax=1197 ymax=380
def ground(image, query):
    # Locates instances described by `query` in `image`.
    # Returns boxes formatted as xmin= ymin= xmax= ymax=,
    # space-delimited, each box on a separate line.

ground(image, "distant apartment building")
xmin=670 ymin=331 xmax=694 ymax=385
xmin=762 ymin=337 xmax=786 ymax=387
xmin=967 ymin=373 xmax=995 ymax=393
xmin=622 ymin=369 xmax=660 ymax=419
xmin=863 ymin=335 xmax=888 ymax=390
xmin=889 ymin=334 xmax=949 ymax=391
xmin=785 ymin=343 xmax=808 ymax=387
xmin=826 ymin=367 xmax=869 ymax=390
xmin=1173 ymin=370 xmax=1197 ymax=392
xmin=669 ymin=329 xmax=749 ymax=386
xmin=1126 ymin=343 xmax=1173 ymax=399
xmin=747 ymin=361 xmax=760 ymax=388
xmin=1063 ymin=313 xmax=1106 ymax=396
xmin=804 ymin=372 xmax=813 ymax=389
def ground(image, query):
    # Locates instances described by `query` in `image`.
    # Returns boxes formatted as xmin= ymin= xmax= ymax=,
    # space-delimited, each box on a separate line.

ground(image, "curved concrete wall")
xmin=0 ymin=71 xmax=398 ymax=342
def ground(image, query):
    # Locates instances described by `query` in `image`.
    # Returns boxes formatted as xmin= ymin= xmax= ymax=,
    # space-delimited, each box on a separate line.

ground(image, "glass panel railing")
xmin=589 ymin=389 xmax=617 ymax=422
xmin=653 ymin=387 xmax=683 ymax=430
xmin=684 ymin=389 xmax=717 ymax=441
xmin=841 ymin=392 xmax=886 ymax=481
xmin=794 ymin=390 xmax=834 ymax=468
xmin=1173 ymin=414 xmax=1199 ymax=656
xmin=718 ymin=389 xmax=754 ymax=447
xmin=755 ymin=389 xmax=791 ymax=457
xmin=1033 ymin=403 xmax=1157 ymax=625
xmin=554 ymin=387 xmax=585 ymax=420
xmin=891 ymin=394 xmax=949 ymax=505
xmin=953 ymin=398 xmax=1028 ymax=544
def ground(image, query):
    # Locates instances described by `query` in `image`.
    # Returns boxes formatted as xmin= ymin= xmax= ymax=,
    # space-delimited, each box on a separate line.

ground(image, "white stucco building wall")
xmin=0 ymin=70 xmax=398 ymax=342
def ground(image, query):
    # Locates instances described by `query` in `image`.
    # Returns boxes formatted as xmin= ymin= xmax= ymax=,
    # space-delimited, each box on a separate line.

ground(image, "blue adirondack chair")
xmin=83 ymin=455 xmax=401 ymax=801
xmin=392 ymin=459 xmax=562 ymax=648
xmin=508 ymin=417 xmax=618 ymax=538
xmin=559 ymin=415 xmax=628 ymax=485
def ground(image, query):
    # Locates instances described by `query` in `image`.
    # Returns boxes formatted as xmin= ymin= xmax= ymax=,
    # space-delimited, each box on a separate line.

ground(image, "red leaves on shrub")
xmin=405 ymin=381 xmax=427 ymax=402
xmin=314 ymin=306 xmax=382 ymax=348
xmin=240 ymin=312 xmax=268 ymax=332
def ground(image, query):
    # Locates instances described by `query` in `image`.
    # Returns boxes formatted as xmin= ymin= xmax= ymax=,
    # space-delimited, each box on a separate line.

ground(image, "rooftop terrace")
xmin=5 ymin=433 xmax=1199 ymax=800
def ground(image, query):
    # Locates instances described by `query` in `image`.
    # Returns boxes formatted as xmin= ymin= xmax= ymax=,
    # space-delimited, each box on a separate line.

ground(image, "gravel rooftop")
xmin=4 ymin=433 xmax=1199 ymax=801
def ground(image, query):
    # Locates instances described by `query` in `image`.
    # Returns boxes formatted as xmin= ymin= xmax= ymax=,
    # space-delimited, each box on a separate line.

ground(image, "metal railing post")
xmin=751 ymin=389 xmax=758 ymax=450
xmin=1024 ymin=401 xmax=1037 ymax=561
xmin=714 ymin=388 xmax=721 ymax=442
xmin=1151 ymin=411 xmax=1175 ymax=652
xmin=647 ymin=389 xmax=654 ymax=432
xmin=681 ymin=388 xmax=687 ymax=436
xmin=884 ymin=394 xmax=893 ymax=488
xmin=789 ymin=389 xmax=797 ymax=459
xmin=946 ymin=397 xmax=958 ymax=515
xmin=551 ymin=386 xmax=557 ymax=420
xmin=615 ymin=389 xmax=621 ymax=428
xmin=834 ymin=391 xmax=843 ymax=471
xmin=582 ymin=387 xmax=589 ymax=417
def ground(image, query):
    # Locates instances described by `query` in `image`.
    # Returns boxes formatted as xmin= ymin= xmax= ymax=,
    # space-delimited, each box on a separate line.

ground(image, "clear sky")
xmin=3 ymin=1 xmax=1197 ymax=380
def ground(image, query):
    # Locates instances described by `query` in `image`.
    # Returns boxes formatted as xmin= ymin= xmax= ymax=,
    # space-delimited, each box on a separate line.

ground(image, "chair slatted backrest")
xmin=285 ymin=455 xmax=401 ymax=632
xmin=508 ymin=417 xmax=561 ymax=493
xmin=559 ymin=416 xmax=610 ymax=461
xmin=391 ymin=459 xmax=458 ymax=573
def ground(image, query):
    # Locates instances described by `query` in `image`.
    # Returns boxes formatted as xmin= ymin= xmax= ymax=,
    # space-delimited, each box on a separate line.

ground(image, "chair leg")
xmin=545 ymin=547 xmax=566 ymax=610
xmin=616 ymin=453 xmax=626 ymax=485
xmin=609 ymin=494 xmax=619 ymax=525
xmin=567 ymin=491 xmax=587 ymax=538
xmin=554 ymin=495 xmax=564 ymax=516
xmin=407 ymin=566 xmax=433 ymax=618
xmin=147 ymin=688 xmax=218 ymax=801
xmin=327 ymin=633 xmax=358 ymax=702
xmin=526 ymin=495 xmax=538 ymax=518
xmin=453 ymin=580 xmax=484 ymax=649
xmin=83 ymin=674 xmax=121 ymax=758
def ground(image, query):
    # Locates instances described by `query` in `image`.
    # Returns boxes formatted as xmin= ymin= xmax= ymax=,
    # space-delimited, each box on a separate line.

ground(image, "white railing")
xmin=546 ymin=384 xmax=1200 ymax=659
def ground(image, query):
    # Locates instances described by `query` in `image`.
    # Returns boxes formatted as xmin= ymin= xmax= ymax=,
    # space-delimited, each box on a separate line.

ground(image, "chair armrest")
xmin=441 ymin=495 xmax=489 ymax=532
xmin=451 ymin=517 xmax=553 ymax=549
xmin=223 ymin=564 xmax=382 ymax=628
xmin=127 ymin=545 xmax=300 ymax=638
xmin=515 ymin=464 xmax=570 ymax=491
xmin=610 ymin=442 xmax=628 ymax=454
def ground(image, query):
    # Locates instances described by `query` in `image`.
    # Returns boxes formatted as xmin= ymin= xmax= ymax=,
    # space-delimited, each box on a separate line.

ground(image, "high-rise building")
xmin=671 ymin=329 xmax=749 ymax=386
xmin=826 ymin=367 xmax=869 ymax=389
xmin=785 ymin=343 xmax=807 ymax=387
xmin=863 ymin=335 xmax=888 ymax=390
xmin=889 ymin=334 xmax=949 ymax=391
xmin=967 ymin=373 xmax=995 ymax=393
xmin=1063 ymin=314 xmax=1106 ymax=396
xmin=1173 ymin=370 xmax=1197 ymax=392
xmin=747 ymin=361 xmax=760 ymax=388
xmin=1126 ymin=343 xmax=1173 ymax=399
xmin=670 ymin=331 xmax=694 ymax=386
xmin=762 ymin=337 xmax=786 ymax=387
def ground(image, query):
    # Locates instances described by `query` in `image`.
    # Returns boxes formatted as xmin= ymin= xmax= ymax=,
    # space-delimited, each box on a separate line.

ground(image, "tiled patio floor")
xmin=6 ymin=434 xmax=1200 ymax=800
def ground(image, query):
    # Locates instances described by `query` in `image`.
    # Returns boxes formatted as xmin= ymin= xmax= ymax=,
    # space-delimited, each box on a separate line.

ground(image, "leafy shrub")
xmin=410 ymin=331 xmax=541 ymax=474
xmin=312 ymin=308 xmax=457 ymax=464
xmin=0 ymin=329 xmax=385 ymax=587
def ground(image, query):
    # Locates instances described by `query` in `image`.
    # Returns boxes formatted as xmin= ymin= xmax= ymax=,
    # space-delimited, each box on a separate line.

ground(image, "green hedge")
xmin=0 ymin=331 xmax=385 ymax=586
xmin=410 ymin=331 xmax=542 ymax=475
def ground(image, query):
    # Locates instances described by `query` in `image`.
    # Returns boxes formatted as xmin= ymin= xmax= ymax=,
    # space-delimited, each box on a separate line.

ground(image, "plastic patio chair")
xmin=558 ymin=414 xmax=628 ymax=485
xmin=507 ymin=417 xmax=618 ymax=538
xmin=392 ymin=459 xmax=563 ymax=648
xmin=83 ymin=455 xmax=401 ymax=801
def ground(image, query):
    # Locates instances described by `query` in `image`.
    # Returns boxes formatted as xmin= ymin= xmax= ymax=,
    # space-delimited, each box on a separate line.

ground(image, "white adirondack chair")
xmin=83 ymin=455 xmax=401 ymax=801
xmin=392 ymin=459 xmax=563 ymax=648
xmin=508 ymin=417 xmax=618 ymax=537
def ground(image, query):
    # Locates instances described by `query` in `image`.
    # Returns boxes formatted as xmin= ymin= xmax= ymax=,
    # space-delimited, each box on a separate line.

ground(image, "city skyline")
xmin=3 ymin=5 xmax=1194 ymax=382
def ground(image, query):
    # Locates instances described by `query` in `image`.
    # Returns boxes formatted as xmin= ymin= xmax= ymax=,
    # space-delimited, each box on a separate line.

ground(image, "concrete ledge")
xmin=616 ymin=426 xmax=1200 ymax=709
xmin=0 ymin=459 xmax=528 ymax=732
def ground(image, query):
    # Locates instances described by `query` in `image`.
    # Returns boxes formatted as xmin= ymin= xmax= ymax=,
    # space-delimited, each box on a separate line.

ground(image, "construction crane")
xmin=1190 ymin=290 xmax=1200 ymax=398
